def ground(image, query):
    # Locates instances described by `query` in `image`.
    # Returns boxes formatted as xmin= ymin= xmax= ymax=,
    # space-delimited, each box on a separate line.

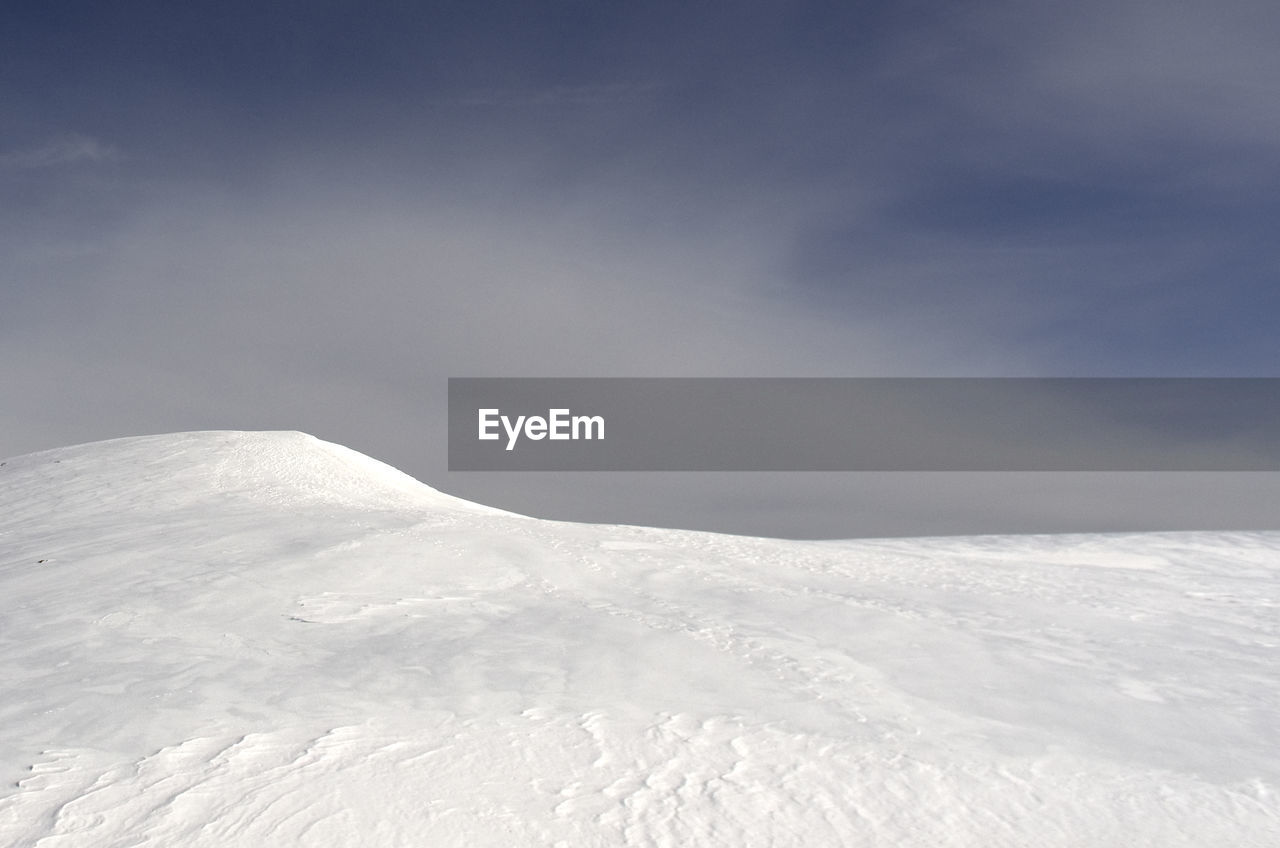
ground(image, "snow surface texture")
xmin=1 ymin=431 xmax=1277 ymax=846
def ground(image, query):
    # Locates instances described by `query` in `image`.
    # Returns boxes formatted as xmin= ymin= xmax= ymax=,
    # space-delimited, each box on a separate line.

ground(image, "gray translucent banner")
xmin=447 ymin=378 xmax=1280 ymax=471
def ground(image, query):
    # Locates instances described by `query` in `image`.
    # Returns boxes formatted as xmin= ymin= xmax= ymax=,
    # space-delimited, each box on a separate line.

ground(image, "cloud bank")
xmin=2 ymin=0 xmax=1277 ymax=535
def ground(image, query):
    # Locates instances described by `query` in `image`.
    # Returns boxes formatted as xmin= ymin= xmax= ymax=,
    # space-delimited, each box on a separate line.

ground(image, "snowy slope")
xmin=0 ymin=431 xmax=1277 ymax=846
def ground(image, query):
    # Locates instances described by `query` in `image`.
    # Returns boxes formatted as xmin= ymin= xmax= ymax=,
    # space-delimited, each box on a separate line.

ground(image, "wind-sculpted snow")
xmin=5 ymin=714 xmax=1275 ymax=847
xmin=1 ymin=431 xmax=1278 ymax=846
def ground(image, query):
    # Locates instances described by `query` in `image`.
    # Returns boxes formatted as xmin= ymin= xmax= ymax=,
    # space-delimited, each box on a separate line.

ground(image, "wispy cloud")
xmin=451 ymin=81 xmax=662 ymax=107
xmin=2 ymin=0 xmax=1277 ymax=536
xmin=1 ymin=134 xmax=118 ymax=169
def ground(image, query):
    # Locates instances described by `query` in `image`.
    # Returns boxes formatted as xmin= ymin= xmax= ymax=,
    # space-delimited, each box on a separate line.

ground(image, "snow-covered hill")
xmin=1 ymin=431 xmax=1277 ymax=846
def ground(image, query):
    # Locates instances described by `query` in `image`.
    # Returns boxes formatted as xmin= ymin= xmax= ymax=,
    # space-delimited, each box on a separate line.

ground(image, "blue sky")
xmin=3 ymin=1 xmax=1278 ymax=535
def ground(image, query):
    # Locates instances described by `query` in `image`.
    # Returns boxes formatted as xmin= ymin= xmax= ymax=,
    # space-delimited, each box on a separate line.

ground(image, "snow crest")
xmin=1 ymin=432 xmax=1278 ymax=846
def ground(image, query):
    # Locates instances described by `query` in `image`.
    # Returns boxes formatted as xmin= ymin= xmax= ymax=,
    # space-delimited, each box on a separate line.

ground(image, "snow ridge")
xmin=1 ymin=432 xmax=1277 ymax=846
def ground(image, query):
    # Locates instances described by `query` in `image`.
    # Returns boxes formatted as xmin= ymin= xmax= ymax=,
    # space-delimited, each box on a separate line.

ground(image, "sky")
xmin=3 ymin=0 xmax=1278 ymax=537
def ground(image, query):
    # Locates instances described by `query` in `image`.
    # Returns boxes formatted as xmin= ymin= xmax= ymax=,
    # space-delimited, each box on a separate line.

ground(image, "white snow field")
xmin=1 ymin=431 xmax=1277 ymax=846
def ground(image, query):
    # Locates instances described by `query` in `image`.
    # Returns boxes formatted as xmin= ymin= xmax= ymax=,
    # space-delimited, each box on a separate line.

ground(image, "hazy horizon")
xmin=4 ymin=1 xmax=1278 ymax=537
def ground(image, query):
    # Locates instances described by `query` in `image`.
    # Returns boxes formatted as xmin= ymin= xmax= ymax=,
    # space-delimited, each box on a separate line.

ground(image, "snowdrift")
xmin=1 ymin=431 xmax=1277 ymax=846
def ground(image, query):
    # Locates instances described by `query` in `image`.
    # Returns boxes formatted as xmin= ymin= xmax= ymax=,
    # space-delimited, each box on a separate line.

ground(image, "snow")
xmin=1 ymin=430 xmax=1277 ymax=846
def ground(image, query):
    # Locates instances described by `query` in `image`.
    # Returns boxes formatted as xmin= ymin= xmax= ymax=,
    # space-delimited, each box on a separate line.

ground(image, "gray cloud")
xmin=450 ymin=81 xmax=664 ymax=107
xmin=3 ymin=0 xmax=1278 ymax=537
xmin=0 ymin=134 xmax=118 ymax=170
